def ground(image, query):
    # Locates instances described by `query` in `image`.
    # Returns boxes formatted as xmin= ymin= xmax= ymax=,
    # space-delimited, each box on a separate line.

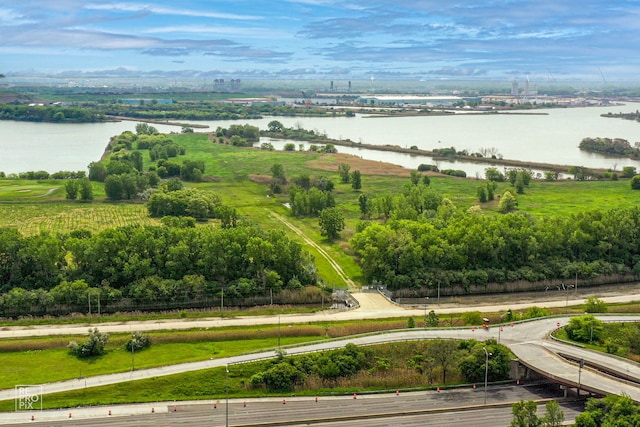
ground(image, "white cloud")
xmin=85 ymin=2 xmax=263 ymax=21
xmin=0 ymin=7 xmax=36 ymax=25
xmin=142 ymin=25 xmax=289 ymax=39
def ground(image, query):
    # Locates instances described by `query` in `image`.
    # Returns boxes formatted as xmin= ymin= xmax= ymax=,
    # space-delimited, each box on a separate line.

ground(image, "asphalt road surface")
xmin=5 ymin=383 xmax=584 ymax=427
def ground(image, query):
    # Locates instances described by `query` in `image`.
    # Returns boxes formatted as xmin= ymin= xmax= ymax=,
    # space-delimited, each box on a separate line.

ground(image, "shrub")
xmin=68 ymin=328 xmax=109 ymax=358
xmin=126 ymin=331 xmax=152 ymax=352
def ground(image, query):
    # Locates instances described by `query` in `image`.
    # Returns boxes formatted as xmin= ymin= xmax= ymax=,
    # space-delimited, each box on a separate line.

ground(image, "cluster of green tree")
xmin=289 ymin=185 xmax=336 ymax=217
xmin=262 ymin=120 xmax=325 ymax=141
xmin=357 ymin=182 xmax=444 ymax=221
xmin=103 ymin=172 xmax=158 ymax=200
xmin=568 ymin=311 xmax=640 ymax=356
xmin=565 ymin=314 xmax=604 ymax=345
xmin=89 ymin=128 xmax=197 ymax=199
xmin=484 ymin=167 xmax=532 ymax=186
xmin=509 ymin=400 xmax=565 ymax=427
xmin=0 ymin=104 xmax=105 ymax=123
xmin=432 ymin=146 xmax=458 ymax=157
xmin=575 ymin=394 xmax=640 ymax=427
xmin=602 ymin=110 xmax=640 ymax=121
xmin=432 ymin=146 xmax=492 ymax=159
xmin=579 ymin=137 xmax=640 ymax=159
xmin=0 ymin=170 xmax=87 ymax=180
xmin=98 ymin=101 xmax=264 ymax=120
xmin=440 ymin=169 xmax=467 ymax=178
xmin=251 ymin=343 xmax=369 ymax=392
xmin=147 ymin=185 xmax=225 ymax=221
xmin=64 ymin=177 xmax=93 ymax=201
xmin=417 ymin=164 xmax=440 ymax=172
xmin=0 ymin=223 xmax=316 ymax=316
xmin=351 ymin=206 xmax=640 ymax=292
xmin=67 ymin=328 xmax=151 ymax=358
xmin=93 ymin=101 xmax=339 ymax=121
xmin=250 ymin=339 xmax=510 ymax=393
xmin=337 ymin=163 xmax=363 ymax=189
xmin=214 ymin=124 xmax=260 ymax=144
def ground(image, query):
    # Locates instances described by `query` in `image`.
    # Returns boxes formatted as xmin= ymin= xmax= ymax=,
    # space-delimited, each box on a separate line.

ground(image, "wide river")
xmin=1 ymin=103 xmax=640 ymax=177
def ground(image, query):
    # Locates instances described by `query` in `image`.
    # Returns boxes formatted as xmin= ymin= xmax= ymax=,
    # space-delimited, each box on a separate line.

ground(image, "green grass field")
xmin=2 ymin=134 xmax=640 ymax=283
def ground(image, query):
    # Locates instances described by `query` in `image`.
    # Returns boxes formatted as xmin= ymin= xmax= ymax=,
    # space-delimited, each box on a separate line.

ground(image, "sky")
xmin=1 ymin=0 xmax=640 ymax=82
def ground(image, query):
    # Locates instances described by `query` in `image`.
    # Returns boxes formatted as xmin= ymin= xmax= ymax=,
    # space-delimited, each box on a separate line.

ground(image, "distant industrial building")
xmin=357 ymin=95 xmax=475 ymax=107
xmin=223 ymin=97 xmax=283 ymax=106
xmin=278 ymin=97 xmax=338 ymax=105
xmin=121 ymin=99 xmax=173 ymax=104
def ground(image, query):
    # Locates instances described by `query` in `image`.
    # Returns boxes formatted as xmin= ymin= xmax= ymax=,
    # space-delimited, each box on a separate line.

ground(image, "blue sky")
xmin=1 ymin=0 xmax=640 ymax=81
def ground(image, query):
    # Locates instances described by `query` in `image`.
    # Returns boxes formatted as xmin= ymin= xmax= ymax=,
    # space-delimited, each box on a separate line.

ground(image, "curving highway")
xmin=2 ymin=291 xmax=640 ymax=425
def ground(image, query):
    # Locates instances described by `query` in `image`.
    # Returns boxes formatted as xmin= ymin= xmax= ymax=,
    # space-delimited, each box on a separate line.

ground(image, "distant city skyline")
xmin=1 ymin=1 xmax=640 ymax=82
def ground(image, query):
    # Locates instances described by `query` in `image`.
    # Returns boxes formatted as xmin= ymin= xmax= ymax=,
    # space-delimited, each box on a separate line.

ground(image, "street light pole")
xmin=225 ymin=363 xmax=229 ymax=427
xmin=483 ymin=347 xmax=491 ymax=405
xmin=578 ymin=358 xmax=584 ymax=396
xmin=564 ymin=284 xmax=574 ymax=314
xmin=131 ymin=333 xmax=135 ymax=371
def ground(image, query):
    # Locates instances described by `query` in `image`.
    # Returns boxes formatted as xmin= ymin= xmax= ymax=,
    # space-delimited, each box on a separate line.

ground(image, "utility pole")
xmin=483 ymin=347 xmax=491 ymax=405
xmin=225 ymin=364 xmax=229 ymax=427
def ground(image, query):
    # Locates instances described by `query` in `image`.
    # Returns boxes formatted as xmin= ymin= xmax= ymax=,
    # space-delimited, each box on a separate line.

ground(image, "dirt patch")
xmin=15 ymin=189 xmax=31 ymax=193
xmin=305 ymin=153 xmax=412 ymax=176
xmin=248 ymin=174 xmax=272 ymax=184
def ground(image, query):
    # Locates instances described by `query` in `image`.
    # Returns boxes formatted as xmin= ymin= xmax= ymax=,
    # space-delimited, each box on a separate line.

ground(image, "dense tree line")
xmin=579 ymin=137 xmax=640 ymax=159
xmin=0 ymin=104 xmax=105 ymax=122
xmin=0 ymin=223 xmax=317 ymax=316
xmin=1 ymin=170 xmax=86 ymax=180
xmin=351 ymin=206 xmax=640 ymax=292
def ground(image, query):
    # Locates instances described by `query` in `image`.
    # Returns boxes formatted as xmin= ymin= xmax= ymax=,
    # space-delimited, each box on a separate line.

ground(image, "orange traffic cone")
xmin=108 ymin=410 xmax=112 ymax=416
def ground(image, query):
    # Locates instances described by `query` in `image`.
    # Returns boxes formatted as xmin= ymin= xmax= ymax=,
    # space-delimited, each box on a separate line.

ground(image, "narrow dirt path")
xmin=268 ymin=210 xmax=355 ymax=289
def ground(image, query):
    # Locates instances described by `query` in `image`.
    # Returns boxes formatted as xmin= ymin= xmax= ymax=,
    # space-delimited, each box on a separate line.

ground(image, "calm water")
xmin=1 ymin=103 xmax=639 ymax=176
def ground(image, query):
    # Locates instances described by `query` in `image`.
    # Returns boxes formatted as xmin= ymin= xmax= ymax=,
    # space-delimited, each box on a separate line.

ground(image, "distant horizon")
xmin=3 ymin=72 xmax=639 ymax=89
xmin=2 ymin=1 xmax=640 ymax=82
